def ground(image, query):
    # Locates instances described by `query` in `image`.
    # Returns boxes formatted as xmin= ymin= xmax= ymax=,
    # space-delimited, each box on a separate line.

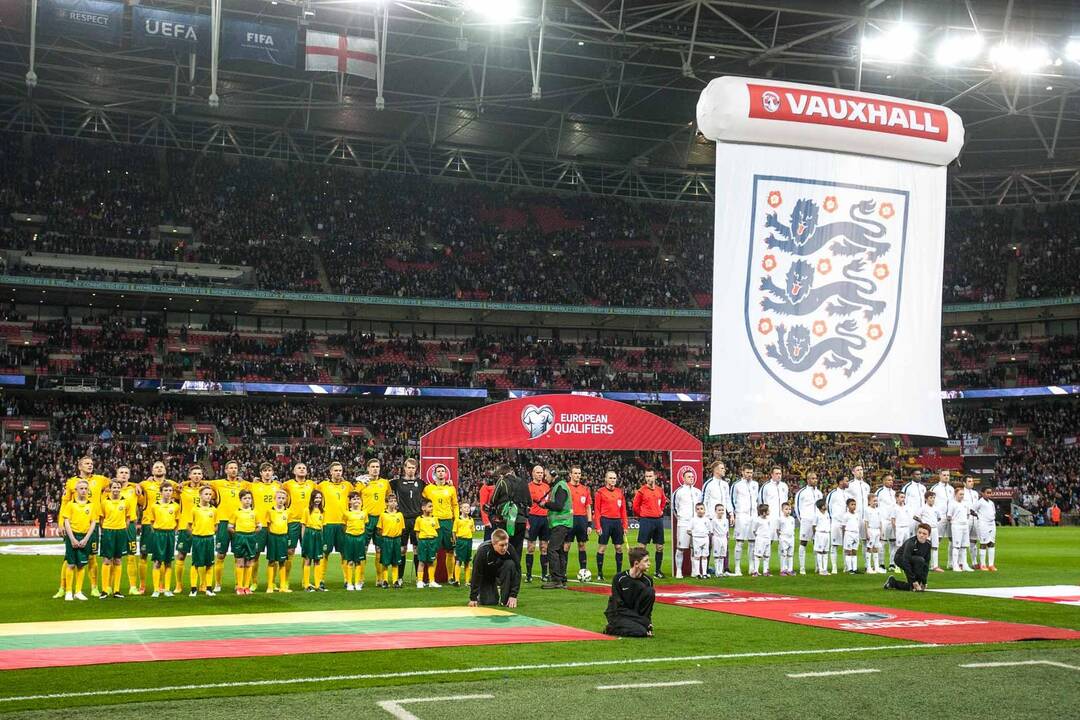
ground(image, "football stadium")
xmin=0 ymin=0 xmax=1078 ymax=717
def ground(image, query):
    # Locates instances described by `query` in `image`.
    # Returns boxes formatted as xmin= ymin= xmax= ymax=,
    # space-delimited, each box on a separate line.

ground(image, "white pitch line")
xmin=0 ymin=643 xmax=941 ymax=704
xmin=960 ymin=660 xmax=1080 ymax=671
xmin=377 ymin=694 xmax=493 ymax=720
xmin=597 ymin=680 xmax=703 ymax=690
xmin=786 ymin=668 xmax=880 ymax=678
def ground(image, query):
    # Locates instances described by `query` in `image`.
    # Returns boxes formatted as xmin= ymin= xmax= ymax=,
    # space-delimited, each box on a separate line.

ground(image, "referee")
xmin=391 ymin=458 xmax=425 ymax=587
xmin=631 ymin=469 xmax=667 ymax=579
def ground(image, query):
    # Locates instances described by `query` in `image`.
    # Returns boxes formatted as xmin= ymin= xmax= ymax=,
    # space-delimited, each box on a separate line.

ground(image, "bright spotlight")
xmin=934 ymin=33 xmax=983 ymax=66
xmin=862 ymin=24 xmax=919 ymax=62
xmin=465 ymin=0 xmax=520 ymax=23
xmin=1066 ymin=38 xmax=1080 ymax=63
xmin=990 ymin=42 xmax=1051 ymax=73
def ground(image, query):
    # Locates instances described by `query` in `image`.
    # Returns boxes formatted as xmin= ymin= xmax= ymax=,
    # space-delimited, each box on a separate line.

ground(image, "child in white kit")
xmin=751 ymin=504 xmax=772 ymax=577
xmin=842 ymin=498 xmax=860 ymax=574
xmin=863 ymin=494 xmax=883 ymax=574
xmin=778 ymin=502 xmax=796 ymax=576
xmin=948 ymin=486 xmax=973 ymax=572
xmin=813 ymin=499 xmax=831 ymax=575
xmin=688 ymin=503 xmax=712 ymax=579
xmin=710 ymin=504 xmax=730 ymax=577
xmin=917 ymin=491 xmax=942 ymax=571
xmin=893 ymin=492 xmax=913 ymax=547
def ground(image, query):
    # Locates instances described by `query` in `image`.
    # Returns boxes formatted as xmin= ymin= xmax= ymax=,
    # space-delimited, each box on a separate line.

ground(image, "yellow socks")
xmin=357 ymin=560 xmax=366 ymax=585
xmin=314 ymin=562 xmax=325 ymax=587
xmin=127 ymin=556 xmax=139 ymax=591
xmin=250 ymin=560 xmax=260 ymax=590
xmin=58 ymin=562 xmax=66 ymax=590
xmin=454 ymin=563 xmax=462 ymax=584
xmin=444 ymin=554 xmax=455 ymax=582
xmin=214 ymin=558 xmax=224 ymax=587
xmin=75 ymin=566 xmax=86 ymax=593
xmin=279 ymin=566 xmax=289 ymax=592
xmin=465 ymin=564 xmax=472 ymax=584
xmin=174 ymin=560 xmax=185 ymax=592
xmin=190 ymin=562 xmax=198 ymax=588
xmin=302 ymin=564 xmax=311 ymax=588
xmin=145 ymin=558 xmax=154 ymax=592
xmin=266 ymin=565 xmax=276 ymax=591
xmin=197 ymin=567 xmax=207 ymax=592
xmin=389 ymin=565 xmax=399 ymax=585
xmin=88 ymin=556 xmax=98 ymax=590
xmin=285 ymin=555 xmax=293 ymax=578
xmin=426 ymin=565 xmax=435 ymax=583
xmin=101 ymin=564 xmax=112 ymax=594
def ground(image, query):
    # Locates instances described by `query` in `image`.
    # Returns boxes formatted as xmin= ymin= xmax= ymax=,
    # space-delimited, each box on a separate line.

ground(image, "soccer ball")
xmin=577 ymin=568 xmax=593 ymax=583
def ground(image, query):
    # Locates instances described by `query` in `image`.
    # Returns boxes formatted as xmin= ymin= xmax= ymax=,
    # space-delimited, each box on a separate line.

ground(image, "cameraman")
xmin=488 ymin=463 xmax=530 ymax=563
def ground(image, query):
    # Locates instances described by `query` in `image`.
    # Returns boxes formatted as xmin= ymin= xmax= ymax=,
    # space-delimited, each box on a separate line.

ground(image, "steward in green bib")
xmin=541 ymin=476 xmax=572 ymax=589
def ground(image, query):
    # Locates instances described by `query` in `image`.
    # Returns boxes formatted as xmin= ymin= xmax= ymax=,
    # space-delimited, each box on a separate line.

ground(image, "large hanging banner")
xmin=130 ymin=6 xmax=210 ymax=56
xmin=697 ymin=78 xmax=964 ymax=436
xmin=38 ymin=0 xmax=123 ymax=46
xmin=221 ymin=19 xmax=297 ymax=67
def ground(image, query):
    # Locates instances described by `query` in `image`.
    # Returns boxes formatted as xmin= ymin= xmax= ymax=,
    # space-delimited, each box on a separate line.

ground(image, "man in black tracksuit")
xmin=604 ymin=547 xmax=655 ymax=637
xmin=468 ymin=529 xmax=521 ymax=607
xmin=392 ymin=458 xmax=426 ymax=585
xmin=884 ymin=522 xmax=932 ymax=591
xmin=489 ymin=463 xmax=530 ymax=565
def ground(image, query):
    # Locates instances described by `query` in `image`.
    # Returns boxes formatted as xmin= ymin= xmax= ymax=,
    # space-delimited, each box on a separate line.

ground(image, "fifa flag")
xmin=697 ymin=78 xmax=964 ymax=436
xmin=305 ymin=30 xmax=377 ymax=79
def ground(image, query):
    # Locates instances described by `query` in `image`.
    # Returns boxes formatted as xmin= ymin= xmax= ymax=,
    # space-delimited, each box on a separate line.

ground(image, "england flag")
xmin=305 ymin=30 xmax=377 ymax=79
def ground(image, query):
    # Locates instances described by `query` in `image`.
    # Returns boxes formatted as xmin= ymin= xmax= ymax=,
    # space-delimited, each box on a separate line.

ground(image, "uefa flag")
xmin=304 ymin=30 xmax=377 ymax=79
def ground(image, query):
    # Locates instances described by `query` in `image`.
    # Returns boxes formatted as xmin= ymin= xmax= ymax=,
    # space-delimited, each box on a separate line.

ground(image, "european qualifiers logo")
xmin=521 ymin=404 xmax=555 ymax=439
xmin=794 ymin=611 xmax=894 ymax=623
xmin=745 ymin=175 xmax=908 ymax=405
xmin=521 ymin=404 xmax=615 ymax=440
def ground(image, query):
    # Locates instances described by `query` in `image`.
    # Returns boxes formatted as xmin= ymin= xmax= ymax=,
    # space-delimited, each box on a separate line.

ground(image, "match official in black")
xmin=490 ymin=463 xmax=530 ymax=562
xmin=884 ymin=523 xmax=932 ymax=592
xmin=392 ymin=458 xmax=426 ymax=585
xmin=468 ymin=529 xmax=521 ymax=608
xmin=604 ymin=546 xmax=655 ymax=637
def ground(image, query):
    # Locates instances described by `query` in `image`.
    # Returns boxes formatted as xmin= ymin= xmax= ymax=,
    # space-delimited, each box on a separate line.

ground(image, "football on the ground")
xmin=576 ymin=568 xmax=593 ymax=582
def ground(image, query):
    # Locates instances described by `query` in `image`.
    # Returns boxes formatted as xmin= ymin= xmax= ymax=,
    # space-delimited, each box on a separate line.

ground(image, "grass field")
xmin=0 ymin=527 xmax=1077 ymax=717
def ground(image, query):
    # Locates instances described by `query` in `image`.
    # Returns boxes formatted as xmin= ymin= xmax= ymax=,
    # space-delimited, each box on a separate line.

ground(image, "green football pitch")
xmin=0 ymin=527 xmax=1077 ymax=717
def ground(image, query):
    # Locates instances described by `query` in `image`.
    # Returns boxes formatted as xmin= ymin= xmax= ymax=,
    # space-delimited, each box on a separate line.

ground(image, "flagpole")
xmin=209 ymin=0 xmax=222 ymax=108
xmin=25 ymin=0 xmax=38 ymax=90
xmin=374 ymin=4 xmax=388 ymax=110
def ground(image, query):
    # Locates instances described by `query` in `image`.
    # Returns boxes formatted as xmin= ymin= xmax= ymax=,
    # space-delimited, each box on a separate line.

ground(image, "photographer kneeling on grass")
xmin=884 ymin=522 xmax=933 ymax=592
xmin=468 ymin=529 xmax=521 ymax=608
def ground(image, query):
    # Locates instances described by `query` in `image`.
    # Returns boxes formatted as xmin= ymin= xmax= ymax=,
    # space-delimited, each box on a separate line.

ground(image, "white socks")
xmin=988 ymin=546 xmax=995 ymax=566
xmin=798 ymin=544 xmax=807 ymax=573
xmin=733 ymin=542 xmax=744 ymax=573
xmin=831 ymin=547 xmax=840 ymax=573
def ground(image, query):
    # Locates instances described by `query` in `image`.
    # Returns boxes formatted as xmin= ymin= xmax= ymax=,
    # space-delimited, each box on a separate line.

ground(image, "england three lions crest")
xmin=744 ymin=175 xmax=908 ymax=405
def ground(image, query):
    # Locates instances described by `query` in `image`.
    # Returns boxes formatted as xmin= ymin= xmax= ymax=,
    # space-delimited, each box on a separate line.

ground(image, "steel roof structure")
xmin=2 ymin=0 xmax=1080 ymax=205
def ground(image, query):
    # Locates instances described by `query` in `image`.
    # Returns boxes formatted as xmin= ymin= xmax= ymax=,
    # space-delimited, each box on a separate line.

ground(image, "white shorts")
xmin=950 ymin=522 xmax=970 ymax=548
xmin=978 ymin=522 xmax=996 ymax=545
xmin=895 ymin=525 xmax=911 ymax=547
xmin=843 ymin=532 xmax=859 ymax=551
xmin=768 ymin=515 xmax=780 ymax=538
xmin=734 ymin=514 xmax=752 ymax=541
xmin=677 ymin=523 xmax=693 ymax=549
xmin=831 ymin=520 xmax=845 ymax=547
xmin=866 ymin=528 xmax=882 ymax=549
xmin=711 ymin=534 xmax=728 ymax=557
xmin=929 ymin=527 xmax=939 ymax=548
xmin=969 ymin=523 xmax=980 ymax=542
xmin=798 ymin=518 xmax=816 ymax=543
xmin=692 ymin=539 xmax=709 ymax=558
xmin=938 ymin=519 xmax=949 ymax=540
xmin=753 ymin=537 xmax=771 ymax=558
xmin=814 ymin=531 xmax=831 ymax=553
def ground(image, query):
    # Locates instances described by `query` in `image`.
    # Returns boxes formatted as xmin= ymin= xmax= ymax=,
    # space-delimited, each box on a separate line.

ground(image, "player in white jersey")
xmin=961 ymin=476 xmax=981 ymax=569
xmin=729 ymin=466 xmax=758 ymax=576
xmin=778 ymin=503 xmax=796 ymax=575
xmin=900 ymin=470 xmax=927 ymax=518
xmin=841 ymin=498 xmax=860 ymax=573
xmin=892 ymin=491 xmax=914 ymax=547
xmin=750 ymin=504 xmax=771 ymax=576
xmin=875 ymin=473 xmax=897 ymax=570
xmin=758 ymin=466 xmax=788 ymax=568
xmin=709 ymin=503 xmax=730 ymax=577
xmin=863 ymin=494 xmax=884 ymax=574
xmin=702 ymin=461 xmax=731 ymax=573
xmin=687 ymin=504 xmax=711 ymax=578
xmin=947 ymin=486 xmax=973 ymax=572
xmin=793 ymin=472 xmax=823 ymax=576
xmin=671 ymin=474 xmax=703 ymax=579
xmin=915 ymin=491 xmax=943 ymax=571
xmin=929 ymin=470 xmax=954 ymax=566
xmin=812 ymin=499 xmax=831 ymax=575
xmin=975 ymin=487 xmax=998 ymax=571
xmin=826 ymin=478 xmax=852 ymax=575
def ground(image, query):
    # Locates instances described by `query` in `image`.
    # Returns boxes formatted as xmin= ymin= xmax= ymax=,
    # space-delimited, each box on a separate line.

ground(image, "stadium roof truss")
xmin=2 ymin=0 xmax=1080 ymax=206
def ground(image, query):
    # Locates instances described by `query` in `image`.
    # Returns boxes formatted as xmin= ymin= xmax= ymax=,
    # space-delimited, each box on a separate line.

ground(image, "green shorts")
xmin=232 ymin=531 xmax=257 ymax=560
xmin=341 ymin=533 xmax=366 ymax=564
xmin=265 ymin=532 xmax=288 ymax=564
xmin=323 ymin=523 xmax=344 ymax=555
xmin=99 ymin=528 xmax=128 ymax=560
xmin=255 ymin=527 xmax=268 ymax=554
xmin=365 ymin=515 xmax=380 ymax=539
xmin=175 ymin=529 xmax=193 ymax=555
xmin=378 ymin=535 xmax=403 ymax=567
xmin=301 ymin=528 xmax=325 ymax=561
xmin=437 ymin=519 xmax=454 ymax=551
xmin=287 ymin=521 xmax=303 ymax=550
xmin=151 ymin=529 xmax=176 ymax=565
xmin=454 ymin=538 xmax=474 ymax=564
xmin=126 ymin=521 xmax=138 ymax=556
xmin=139 ymin=523 xmax=154 ymax=556
xmin=64 ymin=535 xmax=91 ymax=567
xmin=87 ymin=526 xmax=100 ymax=556
xmin=191 ymin=535 xmax=215 ymax=568
xmin=417 ymin=537 xmax=439 ymax=564
xmin=214 ymin=520 xmax=232 ymax=555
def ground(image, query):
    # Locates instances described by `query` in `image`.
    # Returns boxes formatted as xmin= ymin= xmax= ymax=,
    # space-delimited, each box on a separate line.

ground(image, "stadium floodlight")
xmin=934 ymin=33 xmax=984 ymax=66
xmin=990 ymin=42 xmax=1051 ymax=73
xmin=464 ymin=0 xmax=520 ymax=24
xmin=1066 ymin=38 xmax=1080 ymax=63
xmin=861 ymin=23 xmax=919 ymax=62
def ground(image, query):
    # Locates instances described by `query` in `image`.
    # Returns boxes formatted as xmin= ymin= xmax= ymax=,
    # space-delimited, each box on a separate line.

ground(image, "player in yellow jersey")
xmin=342 ymin=492 xmax=369 ymax=591
xmin=360 ymin=458 xmax=391 ymax=581
xmin=283 ymin=462 xmax=315 ymax=575
xmin=135 ymin=461 xmax=175 ymax=595
xmin=115 ymin=466 xmax=140 ymax=593
xmin=143 ymin=483 xmax=181 ymax=598
xmin=173 ymin=465 xmax=206 ymax=594
xmin=452 ymin=502 xmax=476 ymax=587
xmin=229 ymin=489 xmax=260 ymax=595
xmin=264 ymin=490 xmax=292 ymax=593
xmin=249 ymin=463 xmax=283 ymax=592
xmin=376 ymin=494 xmax=405 ymax=589
xmin=98 ymin=479 xmax=133 ymax=599
xmin=187 ymin=486 xmax=218 ymax=597
xmin=59 ymin=479 xmax=97 ymax=600
xmin=53 ymin=456 xmax=109 ymax=599
xmin=210 ymin=460 xmax=249 ymax=592
xmin=423 ymin=466 xmax=459 ymax=584
xmin=301 ymin=490 xmax=327 ymax=591
xmin=414 ymin=500 xmax=441 ymax=589
xmin=317 ymin=462 xmax=352 ymax=590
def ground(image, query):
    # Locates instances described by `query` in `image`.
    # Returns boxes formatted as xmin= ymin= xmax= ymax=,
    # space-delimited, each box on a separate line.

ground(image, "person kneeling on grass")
xmin=884 ymin=522 xmax=933 ymax=592
xmin=468 ymin=528 xmax=520 ymax=608
xmin=604 ymin=546 xmax=654 ymax=637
